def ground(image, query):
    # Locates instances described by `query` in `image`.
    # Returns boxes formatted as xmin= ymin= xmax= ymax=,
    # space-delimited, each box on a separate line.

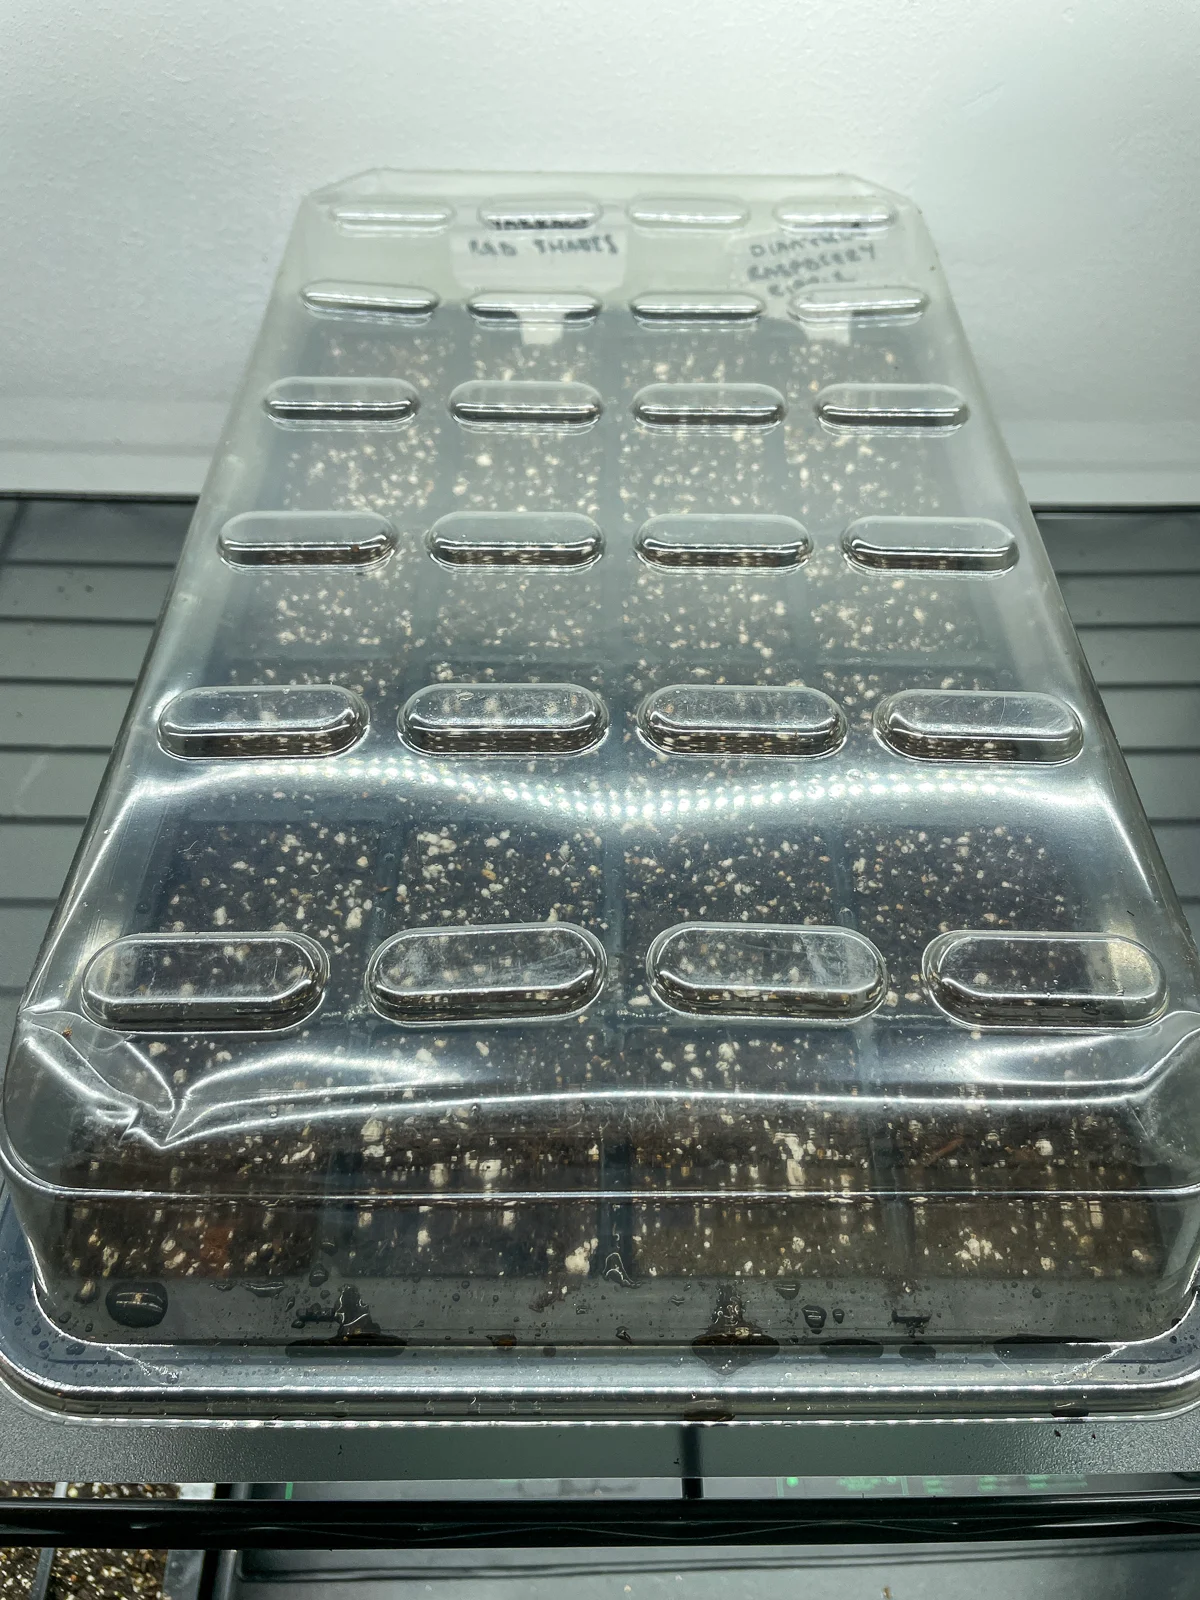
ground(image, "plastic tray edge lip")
xmin=2 ymin=1247 xmax=1200 ymax=1423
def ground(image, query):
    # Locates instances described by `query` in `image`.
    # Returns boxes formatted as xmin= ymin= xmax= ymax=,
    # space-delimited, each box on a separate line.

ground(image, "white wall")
xmin=3 ymin=0 xmax=1198 ymax=501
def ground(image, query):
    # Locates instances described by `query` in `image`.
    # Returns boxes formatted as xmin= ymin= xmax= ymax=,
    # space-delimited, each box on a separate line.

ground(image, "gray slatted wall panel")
xmin=0 ymin=499 xmax=192 ymax=1045
xmin=1039 ymin=511 xmax=1200 ymax=944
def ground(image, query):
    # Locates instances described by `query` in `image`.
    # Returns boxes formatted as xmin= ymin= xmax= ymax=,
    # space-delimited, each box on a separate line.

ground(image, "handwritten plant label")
xmin=737 ymin=233 xmax=881 ymax=303
xmin=453 ymin=230 xmax=627 ymax=291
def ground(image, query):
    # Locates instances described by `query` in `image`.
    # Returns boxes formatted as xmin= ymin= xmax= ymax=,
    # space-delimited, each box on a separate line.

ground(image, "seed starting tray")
xmin=4 ymin=172 xmax=1199 ymax=1405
